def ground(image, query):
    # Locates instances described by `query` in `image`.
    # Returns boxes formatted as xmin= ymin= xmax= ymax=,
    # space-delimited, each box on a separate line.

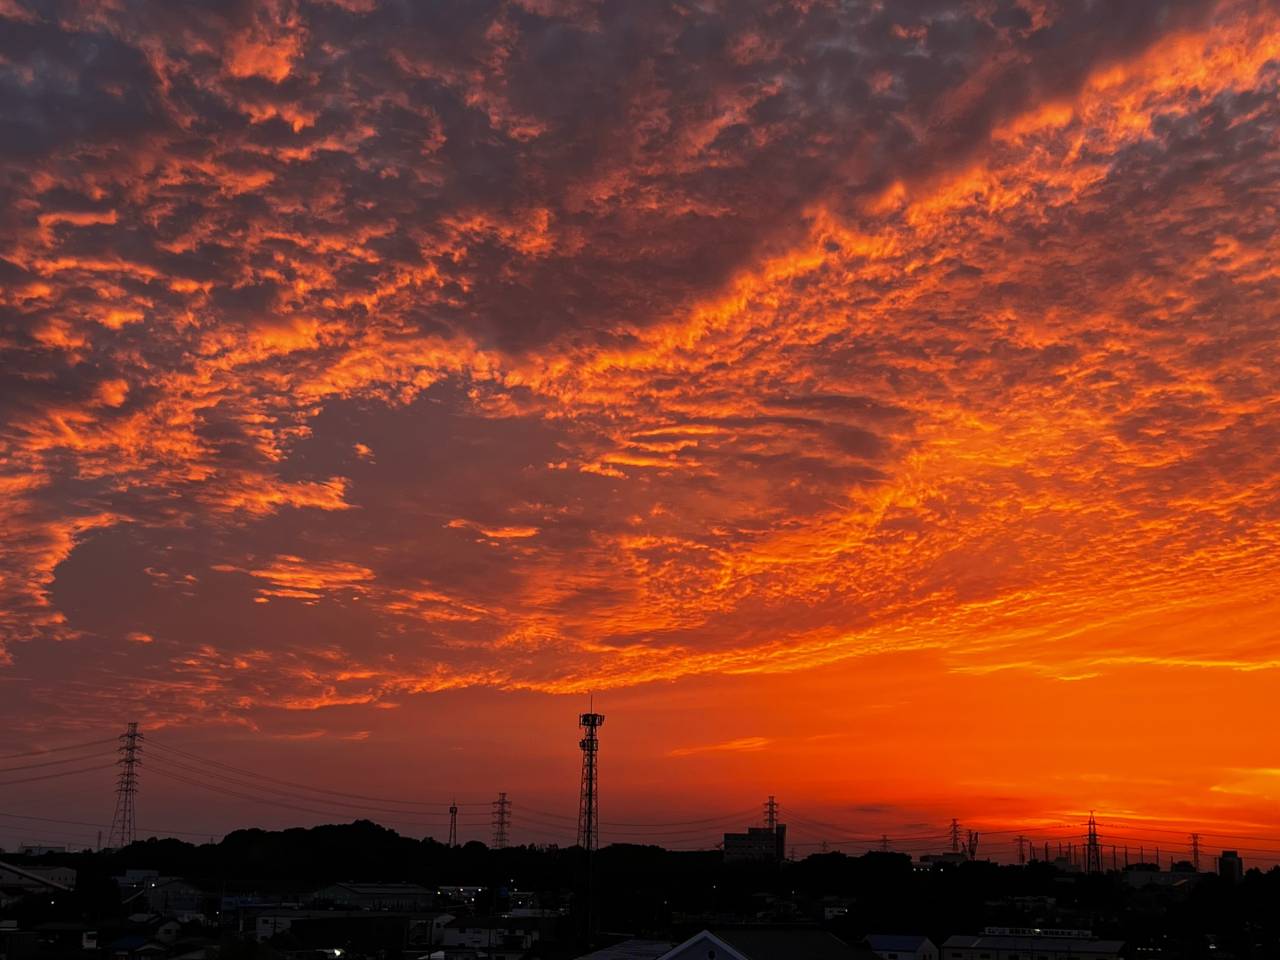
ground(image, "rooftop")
xmin=866 ymin=934 xmax=932 ymax=952
xmin=943 ymin=934 xmax=1124 ymax=954
xmin=703 ymin=928 xmax=875 ymax=960
xmin=319 ymin=883 xmax=433 ymax=895
xmin=574 ymin=939 xmax=675 ymax=960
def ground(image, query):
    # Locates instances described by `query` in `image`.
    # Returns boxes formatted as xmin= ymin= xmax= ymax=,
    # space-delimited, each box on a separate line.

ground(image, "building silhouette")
xmin=1219 ymin=850 xmax=1244 ymax=884
xmin=723 ymin=824 xmax=787 ymax=863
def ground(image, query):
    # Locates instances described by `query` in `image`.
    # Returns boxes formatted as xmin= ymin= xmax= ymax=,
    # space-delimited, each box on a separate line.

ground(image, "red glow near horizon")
xmin=1 ymin=0 xmax=1279 ymax=862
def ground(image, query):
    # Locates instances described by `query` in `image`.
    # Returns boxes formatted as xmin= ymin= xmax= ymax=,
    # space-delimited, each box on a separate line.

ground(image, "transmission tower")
xmin=1190 ymin=833 xmax=1200 ymax=872
xmin=107 ymin=723 xmax=142 ymax=849
xmin=764 ymin=795 xmax=778 ymax=830
xmin=492 ymin=792 xmax=511 ymax=849
xmin=577 ymin=710 xmax=605 ymax=851
xmin=880 ymin=834 xmax=890 ymax=852
xmin=448 ymin=800 xmax=458 ymax=847
xmin=1016 ymin=835 xmax=1027 ymax=864
xmin=951 ymin=818 xmax=961 ymax=854
xmin=1086 ymin=811 xmax=1103 ymax=874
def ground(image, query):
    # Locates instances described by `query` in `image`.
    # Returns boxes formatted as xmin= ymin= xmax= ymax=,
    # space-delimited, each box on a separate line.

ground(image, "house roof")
xmin=867 ymin=934 xmax=931 ymax=952
xmin=108 ymin=934 xmax=151 ymax=950
xmin=663 ymin=929 xmax=874 ymax=960
xmin=574 ymin=940 xmax=675 ymax=960
xmin=718 ymin=929 xmax=875 ymax=960
xmin=942 ymin=935 xmax=1124 ymax=954
xmin=320 ymin=883 xmax=433 ymax=896
xmin=445 ymin=915 xmax=536 ymax=930
xmin=0 ymin=861 xmax=74 ymax=892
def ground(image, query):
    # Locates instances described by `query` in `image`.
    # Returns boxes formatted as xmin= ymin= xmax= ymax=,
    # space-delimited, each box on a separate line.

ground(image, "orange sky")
xmin=1 ymin=0 xmax=1279 ymax=861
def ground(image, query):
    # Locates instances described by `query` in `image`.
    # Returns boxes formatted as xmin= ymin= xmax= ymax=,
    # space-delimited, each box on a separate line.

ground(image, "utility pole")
xmin=966 ymin=830 xmax=980 ymax=860
xmin=107 ymin=722 xmax=142 ymax=849
xmin=1190 ymin=833 xmax=1201 ymax=872
xmin=880 ymin=834 xmax=890 ymax=852
xmin=448 ymin=800 xmax=458 ymax=847
xmin=492 ymin=792 xmax=511 ymax=849
xmin=765 ymin=796 xmax=778 ymax=830
xmin=951 ymin=818 xmax=961 ymax=854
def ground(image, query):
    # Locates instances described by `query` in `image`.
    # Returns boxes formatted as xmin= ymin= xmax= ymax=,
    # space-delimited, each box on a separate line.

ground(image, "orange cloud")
xmin=3 ymin=0 xmax=1280 ymax=843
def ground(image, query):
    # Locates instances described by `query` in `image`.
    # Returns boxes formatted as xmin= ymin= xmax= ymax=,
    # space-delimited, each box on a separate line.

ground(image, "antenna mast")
xmin=577 ymin=709 xmax=605 ymax=851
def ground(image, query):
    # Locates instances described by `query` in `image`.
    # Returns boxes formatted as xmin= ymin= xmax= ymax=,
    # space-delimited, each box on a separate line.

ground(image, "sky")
xmin=2 ymin=0 xmax=1280 ymax=861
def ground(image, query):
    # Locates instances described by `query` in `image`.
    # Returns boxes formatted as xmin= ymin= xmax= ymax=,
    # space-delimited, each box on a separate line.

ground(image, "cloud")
xmin=1 ymin=0 xmax=1278 ymax=740
xmin=669 ymin=736 xmax=773 ymax=758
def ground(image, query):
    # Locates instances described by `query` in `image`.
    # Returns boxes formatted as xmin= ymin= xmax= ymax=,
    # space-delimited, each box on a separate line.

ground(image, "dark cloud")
xmin=0 ymin=0 xmax=1278 ymax=734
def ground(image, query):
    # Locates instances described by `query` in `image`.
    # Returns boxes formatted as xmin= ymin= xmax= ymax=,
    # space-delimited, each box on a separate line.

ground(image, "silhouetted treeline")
xmin=7 ymin=820 xmax=1280 ymax=958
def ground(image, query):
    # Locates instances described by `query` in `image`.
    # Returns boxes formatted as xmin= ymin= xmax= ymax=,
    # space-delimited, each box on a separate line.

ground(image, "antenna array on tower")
xmin=577 ymin=711 xmax=605 ymax=851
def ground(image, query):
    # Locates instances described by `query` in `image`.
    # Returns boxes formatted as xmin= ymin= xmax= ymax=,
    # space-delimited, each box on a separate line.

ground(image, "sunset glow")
xmin=2 ymin=0 xmax=1279 ymax=857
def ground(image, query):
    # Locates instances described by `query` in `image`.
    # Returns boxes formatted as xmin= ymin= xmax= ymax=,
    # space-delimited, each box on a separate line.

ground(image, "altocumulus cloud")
xmin=1 ymin=0 xmax=1279 ymax=730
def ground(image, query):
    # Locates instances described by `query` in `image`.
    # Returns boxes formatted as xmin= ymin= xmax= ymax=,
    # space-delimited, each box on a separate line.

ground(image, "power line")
xmin=0 ymin=809 xmax=219 ymax=840
xmin=598 ymin=821 xmax=756 ymax=838
xmin=0 ymin=749 xmax=117 ymax=775
xmin=146 ymin=738 xmax=489 ymax=807
xmin=1086 ymin=817 xmax=1280 ymax=845
xmin=603 ymin=809 xmax=759 ymax=828
xmin=0 ymin=762 xmax=118 ymax=788
xmin=150 ymin=752 xmax=468 ymax=820
xmin=0 ymin=738 xmax=119 ymax=762
xmin=779 ymin=806 xmax=963 ymax=842
xmin=148 ymin=766 xmax=454 ymax=831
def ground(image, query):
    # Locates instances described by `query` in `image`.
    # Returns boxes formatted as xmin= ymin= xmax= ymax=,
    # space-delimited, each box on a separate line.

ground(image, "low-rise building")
xmin=436 ymin=884 xmax=486 ymax=907
xmin=254 ymin=908 xmax=454 ymax=947
xmin=723 ymin=826 xmax=787 ymax=864
xmin=17 ymin=844 xmax=67 ymax=857
xmin=573 ymin=940 xmax=676 ymax=960
xmin=660 ymin=929 xmax=876 ymax=960
xmin=310 ymin=882 xmax=434 ymax=911
xmin=866 ymin=934 xmax=939 ymax=960
xmin=941 ymin=933 xmax=1123 ymax=960
xmin=1120 ymin=864 xmax=1203 ymax=891
xmin=441 ymin=916 xmax=540 ymax=959
xmin=134 ymin=879 xmax=220 ymax=918
xmin=0 ymin=862 xmax=76 ymax=891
